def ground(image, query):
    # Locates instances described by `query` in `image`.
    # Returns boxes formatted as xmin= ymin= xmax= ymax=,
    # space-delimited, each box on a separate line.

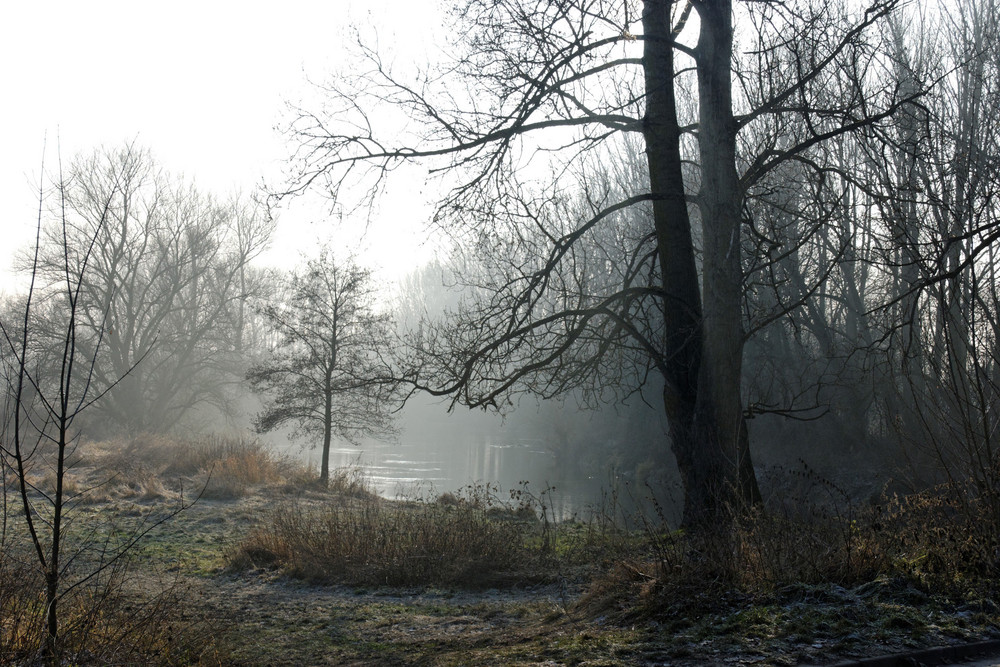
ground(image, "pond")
xmin=284 ymin=435 xmax=614 ymax=522
xmin=268 ymin=396 xmax=681 ymax=525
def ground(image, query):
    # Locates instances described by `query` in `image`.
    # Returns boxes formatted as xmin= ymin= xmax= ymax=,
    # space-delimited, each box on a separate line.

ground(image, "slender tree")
xmin=247 ymin=253 xmax=396 ymax=486
xmin=0 ymin=148 xmax=184 ymax=664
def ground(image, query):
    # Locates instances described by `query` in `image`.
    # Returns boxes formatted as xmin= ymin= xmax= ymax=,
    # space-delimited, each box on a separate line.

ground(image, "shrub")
xmin=0 ymin=550 xmax=42 ymax=661
xmin=195 ymin=436 xmax=289 ymax=500
xmin=580 ymin=483 xmax=1000 ymax=622
xmin=229 ymin=477 xmax=549 ymax=587
xmin=324 ymin=465 xmax=378 ymax=499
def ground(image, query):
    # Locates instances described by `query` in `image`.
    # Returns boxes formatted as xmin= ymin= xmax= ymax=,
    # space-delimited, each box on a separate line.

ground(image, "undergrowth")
xmin=0 ymin=431 xmax=286 ymax=664
xmin=580 ymin=482 xmax=1000 ymax=624
xmin=84 ymin=432 xmax=300 ymax=501
xmin=227 ymin=466 xmax=1000 ymax=610
xmin=0 ymin=545 xmax=229 ymax=665
xmin=9 ymin=430 xmax=1000 ymax=662
xmin=228 ymin=480 xmax=569 ymax=587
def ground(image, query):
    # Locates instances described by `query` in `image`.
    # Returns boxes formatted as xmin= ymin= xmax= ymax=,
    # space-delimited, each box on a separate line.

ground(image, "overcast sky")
xmin=0 ymin=0 xmax=447 ymax=287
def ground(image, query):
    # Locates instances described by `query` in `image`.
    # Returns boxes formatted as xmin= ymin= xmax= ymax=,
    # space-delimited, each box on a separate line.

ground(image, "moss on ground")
xmin=7 ymin=466 xmax=1000 ymax=665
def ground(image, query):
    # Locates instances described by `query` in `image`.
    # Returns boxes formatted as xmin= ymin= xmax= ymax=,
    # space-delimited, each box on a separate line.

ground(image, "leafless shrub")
xmin=581 ymin=483 xmax=1000 ymax=621
xmin=229 ymin=476 xmax=549 ymax=587
xmin=0 ymin=549 xmax=228 ymax=665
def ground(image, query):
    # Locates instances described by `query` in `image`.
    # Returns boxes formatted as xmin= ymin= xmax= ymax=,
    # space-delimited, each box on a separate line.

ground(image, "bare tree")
xmin=866 ymin=0 xmax=1000 ymax=497
xmin=725 ymin=0 xmax=1000 ymax=510
xmin=278 ymin=0 xmax=911 ymax=525
xmin=29 ymin=146 xmax=274 ymax=435
xmin=0 ymin=150 xmax=183 ymax=664
xmin=247 ymin=252 xmax=396 ymax=487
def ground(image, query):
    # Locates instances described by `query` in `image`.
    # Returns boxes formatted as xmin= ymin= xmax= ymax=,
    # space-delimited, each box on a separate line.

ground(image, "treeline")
xmin=274 ymin=0 xmax=1000 ymax=524
xmin=1 ymin=147 xmax=273 ymax=436
xmin=5 ymin=0 xmax=1000 ymax=527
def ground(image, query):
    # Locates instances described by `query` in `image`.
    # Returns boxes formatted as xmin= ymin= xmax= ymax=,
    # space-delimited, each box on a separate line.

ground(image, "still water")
xmin=283 ymin=435 xmax=613 ymax=522
xmin=268 ymin=396 xmax=679 ymax=524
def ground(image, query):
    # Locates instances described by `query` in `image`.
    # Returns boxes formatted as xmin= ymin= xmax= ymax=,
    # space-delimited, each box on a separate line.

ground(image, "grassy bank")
xmin=4 ymin=434 xmax=1000 ymax=665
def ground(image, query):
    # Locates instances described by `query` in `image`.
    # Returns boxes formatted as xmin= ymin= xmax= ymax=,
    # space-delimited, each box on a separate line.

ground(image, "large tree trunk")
xmin=642 ymin=0 xmax=728 ymax=526
xmin=642 ymin=0 xmax=761 ymax=524
xmin=695 ymin=0 xmax=761 ymax=511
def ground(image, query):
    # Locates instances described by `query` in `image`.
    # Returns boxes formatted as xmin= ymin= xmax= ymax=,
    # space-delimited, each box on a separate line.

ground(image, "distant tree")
xmin=247 ymin=253 xmax=396 ymax=486
xmin=1 ymin=150 xmax=190 ymax=664
xmin=29 ymin=146 xmax=273 ymax=434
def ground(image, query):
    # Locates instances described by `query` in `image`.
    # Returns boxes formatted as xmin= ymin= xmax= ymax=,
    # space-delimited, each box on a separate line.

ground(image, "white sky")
xmin=0 ymin=0 xmax=448 ymax=288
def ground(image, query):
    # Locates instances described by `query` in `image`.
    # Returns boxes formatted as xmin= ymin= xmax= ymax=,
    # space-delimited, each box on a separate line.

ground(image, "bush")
xmin=324 ymin=466 xmax=379 ymax=499
xmin=580 ymin=484 xmax=1000 ymax=621
xmin=194 ymin=435 xmax=290 ymax=499
xmin=0 ymin=551 xmax=41 ymax=661
xmin=229 ymin=478 xmax=550 ymax=587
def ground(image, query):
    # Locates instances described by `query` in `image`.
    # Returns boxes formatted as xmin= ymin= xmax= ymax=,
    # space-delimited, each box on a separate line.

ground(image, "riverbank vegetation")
xmin=4 ymin=433 xmax=1000 ymax=665
xmin=4 ymin=0 xmax=1000 ymax=663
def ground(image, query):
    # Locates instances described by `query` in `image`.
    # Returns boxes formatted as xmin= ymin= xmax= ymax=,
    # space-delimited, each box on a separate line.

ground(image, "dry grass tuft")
xmin=324 ymin=466 xmax=379 ymax=499
xmin=0 ymin=547 xmax=228 ymax=665
xmin=229 ymin=478 xmax=549 ymax=587
xmin=194 ymin=435 xmax=289 ymax=500
xmin=579 ymin=484 xmax=1000 ymax=621
xmin=78 ymin=433 xmax=298 ymax=502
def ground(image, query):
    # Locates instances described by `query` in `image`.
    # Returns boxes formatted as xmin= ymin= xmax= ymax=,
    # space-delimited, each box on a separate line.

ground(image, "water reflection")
xmin=266 ymin=393 xmax=681 ymax=525
xmin=279 ymin=436 xmax=611 ymax=522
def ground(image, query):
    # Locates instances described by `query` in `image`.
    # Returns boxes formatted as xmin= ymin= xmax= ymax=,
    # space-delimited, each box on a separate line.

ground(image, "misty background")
xmin=2 ymin=0 xmax=995 ymax=526
xmin=0 ymin=1 xmax=672 ymax=520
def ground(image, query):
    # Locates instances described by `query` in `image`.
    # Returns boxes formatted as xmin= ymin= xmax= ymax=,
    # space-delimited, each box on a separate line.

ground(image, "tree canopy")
xmin=29 ymin=146 xmax=273 ymax=435
xmin=278 ymin=0 xmax=914 ymax=525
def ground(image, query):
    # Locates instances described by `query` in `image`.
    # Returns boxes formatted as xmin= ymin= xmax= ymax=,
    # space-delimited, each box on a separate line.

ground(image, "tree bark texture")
xmin=694 ymin=0 xmax=761 ymax=511
xmin=643 ymin=0 xmax=760 ymax=525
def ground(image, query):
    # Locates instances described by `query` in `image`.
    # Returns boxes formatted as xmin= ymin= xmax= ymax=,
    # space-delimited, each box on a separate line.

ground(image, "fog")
xmin=10 ymin=4 xmax=1000 ymax=664
xmin=278 ymin=392 xmax=676 ymax=522
xmin=4 ymin=0 xmax=1000 ymax=531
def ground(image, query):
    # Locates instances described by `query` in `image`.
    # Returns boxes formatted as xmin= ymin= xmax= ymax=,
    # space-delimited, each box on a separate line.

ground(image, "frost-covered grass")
xmin=228 ymin=481 xmax=565 ymax=587
xmin=0 ymin=432 xmax=296 ymax=664
xmin=581 ymin=486 xmax=1000 ymax=628
xmin=7 ymin=438 xmax=1000 ymax=665
xmin=0 ymin=535 xmax=230 ymax=665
